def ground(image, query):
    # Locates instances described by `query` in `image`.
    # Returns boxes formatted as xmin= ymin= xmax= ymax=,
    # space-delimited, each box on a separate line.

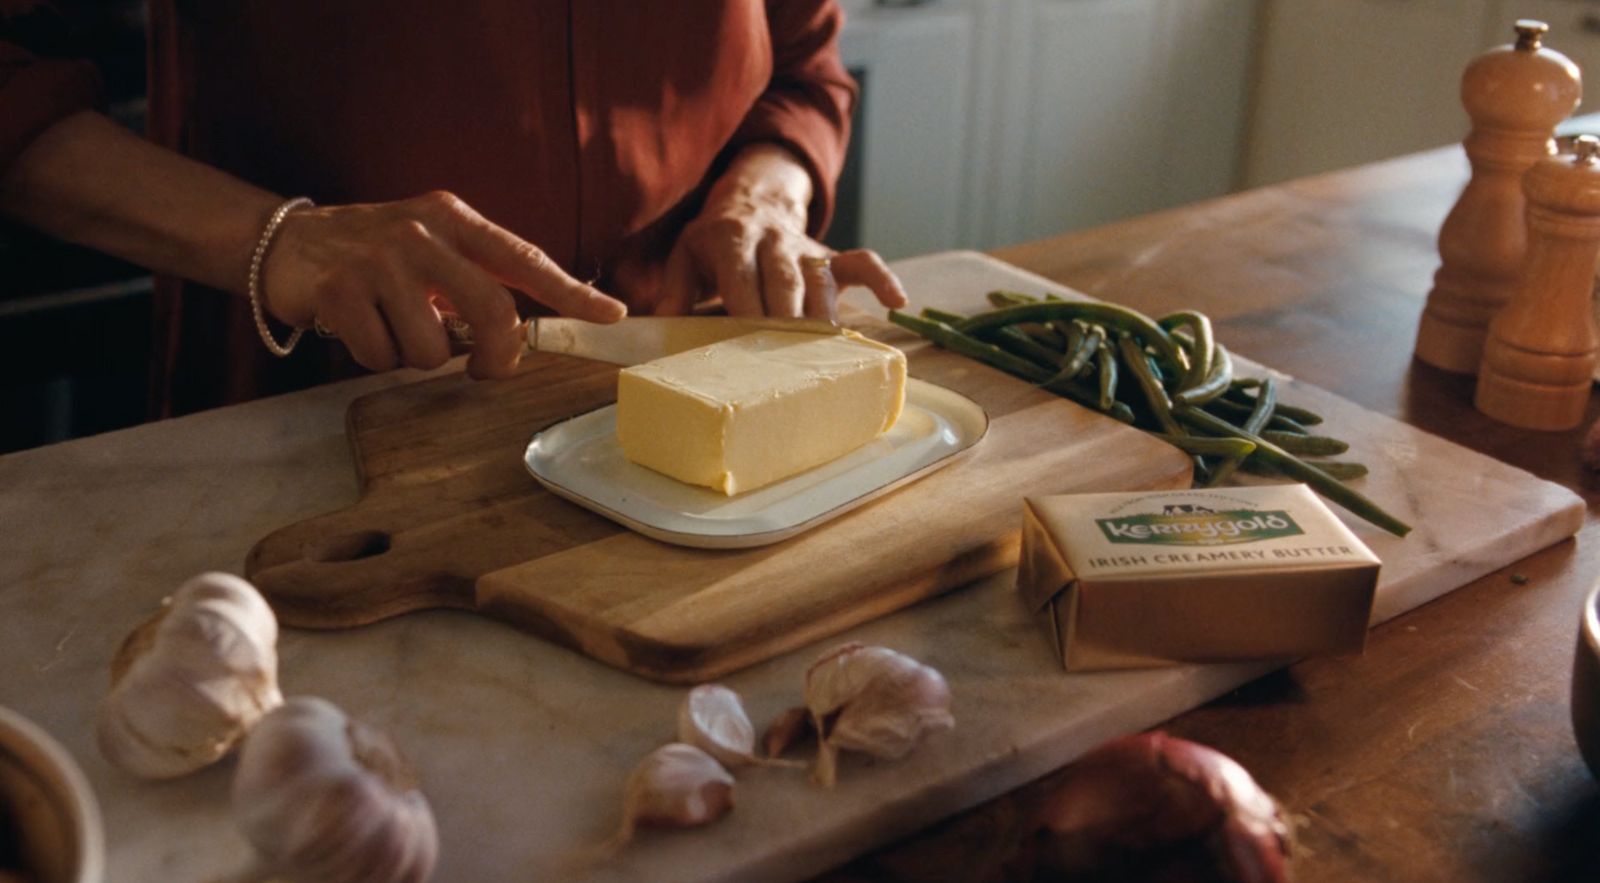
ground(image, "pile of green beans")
xmin=889 ymin=291 xmax=1411 ymax=537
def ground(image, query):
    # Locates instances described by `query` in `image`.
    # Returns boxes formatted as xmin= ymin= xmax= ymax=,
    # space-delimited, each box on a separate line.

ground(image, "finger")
xmin=714 ymin=240 xmax=764 ymax=317
xmin=757 ymin=232 xmax=804 ymax=318
xmin=415 ymin=191 xmax=627 ymax=323
xmin=654 ymin=245 xmax=701 ymax=316
xmin=830 ymin=249 xmax=909 ymax=309
xmin=412 ymin=234 xmax=526 ymax=380
xmin=800 ymin=256 xmax=839 ymax=323
xmin=322 ymin=295 xmax=399 ymax=372
xmin=376 ymin=283 xmax=451 ymax=371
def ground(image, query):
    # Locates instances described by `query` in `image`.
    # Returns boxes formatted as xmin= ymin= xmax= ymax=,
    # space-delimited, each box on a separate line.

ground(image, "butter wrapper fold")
xmin=1019 ymin=484 xmax=1381 ymax=672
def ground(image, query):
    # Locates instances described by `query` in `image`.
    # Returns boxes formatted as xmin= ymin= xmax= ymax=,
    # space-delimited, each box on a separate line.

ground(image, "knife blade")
xmin=521 ymin=316 xmax=844 ymax=366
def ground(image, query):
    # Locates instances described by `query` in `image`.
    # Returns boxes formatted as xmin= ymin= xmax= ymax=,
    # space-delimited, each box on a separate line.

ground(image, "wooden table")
xmin=5 ymin=140 xmax=1594 ymax=882
xmin=814 ymin=145 xmax=1600 ymax=881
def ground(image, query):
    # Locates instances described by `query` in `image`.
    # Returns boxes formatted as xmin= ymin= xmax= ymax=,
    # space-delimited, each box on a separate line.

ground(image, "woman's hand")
xmin=263 ymin=190 xmax=627 ymax=379
xmin=654 ymin=145 xmax=907 ymax=321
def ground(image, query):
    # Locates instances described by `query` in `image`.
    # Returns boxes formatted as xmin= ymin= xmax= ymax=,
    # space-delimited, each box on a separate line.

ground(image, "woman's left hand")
xmin=654 ymin=144 xmax=907 ymax=322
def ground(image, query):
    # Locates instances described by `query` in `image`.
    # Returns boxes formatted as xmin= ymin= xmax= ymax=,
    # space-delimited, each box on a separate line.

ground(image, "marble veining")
xmin=0 ymin=252 xmax=1584 ymax=882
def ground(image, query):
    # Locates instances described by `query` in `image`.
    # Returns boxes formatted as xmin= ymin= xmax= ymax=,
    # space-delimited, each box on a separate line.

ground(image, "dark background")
xmin=1 ymin=0 xmax=150 ymax=454
xmin=0 ymin=4 xmax=866 ymax=455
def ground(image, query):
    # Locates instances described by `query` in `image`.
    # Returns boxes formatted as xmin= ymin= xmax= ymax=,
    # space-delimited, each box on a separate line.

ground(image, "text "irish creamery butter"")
xmin=1019 ymin=485 xmax=1381 ymax=672
xmin=616 ymin=330 xmax=907 ymax=495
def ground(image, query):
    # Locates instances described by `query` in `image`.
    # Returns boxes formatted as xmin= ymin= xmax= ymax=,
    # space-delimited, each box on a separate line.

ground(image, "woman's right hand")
xmin=262 ymin=190 xmax=627 ymax=379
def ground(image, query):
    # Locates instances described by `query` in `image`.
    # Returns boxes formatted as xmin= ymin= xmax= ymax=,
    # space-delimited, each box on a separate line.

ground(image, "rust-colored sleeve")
xmin=0 ymin=39 xmax=100 ymax=180
xmin=728 ymin=0 xmax=858 ymax=237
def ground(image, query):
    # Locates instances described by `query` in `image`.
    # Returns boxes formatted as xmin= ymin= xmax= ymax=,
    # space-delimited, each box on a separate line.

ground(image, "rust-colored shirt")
xmin=2 ymin=1 xmax=855 ymax=415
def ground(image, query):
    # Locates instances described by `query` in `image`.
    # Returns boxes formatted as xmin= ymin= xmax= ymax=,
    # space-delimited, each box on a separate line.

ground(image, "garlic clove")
xmin=615 ymin=743 xmax=735 ymax=847
xmin=761 ymin=705 xmax=814 ymax=760
xmin=803 ymin=643 xmax=954 ymax=788
xmin=96 ymin=572 xmax=283 ymax=778
xmin=232 ymin=696 xmax=438 ymax=883
xmin=676 ymin=684 xmax=758 ymax=768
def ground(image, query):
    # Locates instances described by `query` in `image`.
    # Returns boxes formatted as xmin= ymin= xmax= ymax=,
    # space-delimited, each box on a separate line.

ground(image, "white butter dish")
xmin=524 ymin=378 xmax=987 ymax=548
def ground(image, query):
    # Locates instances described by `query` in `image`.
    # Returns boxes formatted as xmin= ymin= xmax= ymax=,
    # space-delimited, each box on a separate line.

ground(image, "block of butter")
xmin=1019 ymin=484 xmax=1381 ymax=672
xmin=616 ymin=330 xmax=907 ymax=495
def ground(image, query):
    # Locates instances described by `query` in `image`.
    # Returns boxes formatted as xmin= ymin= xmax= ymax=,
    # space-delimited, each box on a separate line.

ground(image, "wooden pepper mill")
xmin=1474 ymin=135 xmax=1600 ymax=430
xmin=1415 ymin=20 xmax=1581 ymax=374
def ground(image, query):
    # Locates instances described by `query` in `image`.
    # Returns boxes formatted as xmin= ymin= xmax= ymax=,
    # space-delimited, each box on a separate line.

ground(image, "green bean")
xmin=989 ymin=326 xmax=1068 ymax=370
xmin=1176 ymin=407 xmax=1409 ymax=536
xmin=1260 ymin=431 xmax=1350 ymax=456
xmin=1203 ymin=451 xmax=1250 ymax=488
xmin=1119 ymin=333 xmax=1181 ymax=435
xmin=1243 ymin=376 xmax=1277 ymax=436
xmin=1024 ymin=322 xmax=1069 ymax=352
xmin=1045 ymin=325 xmax=1103 ymax=388
xmin=980 ymin=295 xmax=1068 ymax=350
xmin=1174 ymin=342 xmax=1233 ymax=406
xmin=895 ymin=296 xmax=1399 ymax=531
xmin=1246 ymin=459 xmax=1370 ymax=481
xmin=1160 ymin=311 xmax=1215 ymax=391
xmin=1058 ymin=321 xmax=1087 ymax=363
xmin=1225 ymin=383 xmax=1324 ymax=426
xmin=1272 ymin=402 xmax=1325 ymax=427
xmin=1307 ymin=461 xmax=1369 ymax=481
xmin=1203 ymin=397 xmax=1255 ymax=421
xmin=1150 ymin=434 xmax=1256 ymax=459
xmin=1268 ymin=414 xmax=1312 ymax=435
xmin=1151 ymin=433 xmax=1255 ymax=488
xmin=888 ymin=311 xmax=1052 ymax=383
xmin=1042 ymin=372 xmax=1136 ymax=423
xmin=1096 ymin=339 xmax=1120 ymax=412
xmin=1210 ymin=390 xmax=1314 ymax=433
xmin=987 ymin=290 xmax=1036 ymax=309
xmin=956 ymin=300 xmax=1185 ymax=377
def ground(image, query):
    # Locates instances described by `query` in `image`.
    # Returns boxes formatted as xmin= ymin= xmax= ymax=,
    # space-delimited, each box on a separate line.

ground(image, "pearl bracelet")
xmin=248 ymin=196 xmax=314 ymax=357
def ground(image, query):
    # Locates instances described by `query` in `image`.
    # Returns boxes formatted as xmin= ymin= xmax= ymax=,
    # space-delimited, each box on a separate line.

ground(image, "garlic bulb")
xmin=615 ymin=743 xmax=735 ymax=846
xmin=96 ymin=571 xmax=283 ymax=778
xmin=232 ymin=697 xmax=438 ymax=883
xmin=803 ymin=643 xmax=954 ymax=788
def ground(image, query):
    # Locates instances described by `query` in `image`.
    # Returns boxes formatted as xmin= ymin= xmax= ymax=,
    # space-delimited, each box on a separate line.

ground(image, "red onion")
xmin=1582 ymin=416 xmax=1600 ymax=471
xmin=1003 ymin=731 xmax=1291 ymax=883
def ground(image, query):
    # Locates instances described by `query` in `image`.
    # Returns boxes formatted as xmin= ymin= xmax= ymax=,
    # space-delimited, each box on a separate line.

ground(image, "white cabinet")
xmin=1242 ymin=0 xmax=1600 ymax=188
xmin=985 ymin=0 xmax=1259 ymax=246
xmin=838 ymin=0 xmax=1261 ymax=257
xmin=838 ymin=4 xmax=976 ymax=260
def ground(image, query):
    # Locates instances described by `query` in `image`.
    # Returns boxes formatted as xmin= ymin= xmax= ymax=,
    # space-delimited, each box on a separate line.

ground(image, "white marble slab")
xmin=0 ymin=251 xmax=1583 ymax=883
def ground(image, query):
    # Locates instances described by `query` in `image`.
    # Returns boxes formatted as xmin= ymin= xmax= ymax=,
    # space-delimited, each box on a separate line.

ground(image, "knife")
xmin=447 ymin=315 xmax=845 ymax=367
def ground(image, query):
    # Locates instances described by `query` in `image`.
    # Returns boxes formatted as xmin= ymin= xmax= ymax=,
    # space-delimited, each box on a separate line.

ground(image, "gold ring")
xmin=800 ymin=254 xmax=832 ymax=272
xmin=440 ymin=311 xmax=474 ymax=345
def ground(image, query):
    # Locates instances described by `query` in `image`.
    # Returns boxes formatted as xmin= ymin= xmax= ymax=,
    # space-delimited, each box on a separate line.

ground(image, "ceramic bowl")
xmin=0 ymin=706 xmax=103 ymax=883
xmin=1573 ymin=581 xmax=1600 ymax=779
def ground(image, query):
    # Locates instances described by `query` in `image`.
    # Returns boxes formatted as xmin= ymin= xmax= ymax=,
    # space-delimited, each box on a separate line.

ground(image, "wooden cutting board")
xmin=245 ymin=315 xmax=1193 ymax=682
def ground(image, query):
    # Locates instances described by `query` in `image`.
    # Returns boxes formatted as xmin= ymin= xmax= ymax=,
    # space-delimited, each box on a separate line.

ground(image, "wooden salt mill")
xmin=1474 ymin=135 xmax=1600 ymax=430
xmin=1415 ymin=20 xmax=1581 ymax=374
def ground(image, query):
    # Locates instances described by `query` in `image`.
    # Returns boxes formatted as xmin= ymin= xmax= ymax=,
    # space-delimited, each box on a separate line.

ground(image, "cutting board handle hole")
xmin=308 ymin=530 xmax=392 ymax=563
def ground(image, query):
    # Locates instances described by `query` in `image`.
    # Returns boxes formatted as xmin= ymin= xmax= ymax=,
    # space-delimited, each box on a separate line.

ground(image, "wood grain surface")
xmin=819 ymin=145 xmax=1600 ymax=882
xmin=245 ymin=317 xmax=1193 ymax=683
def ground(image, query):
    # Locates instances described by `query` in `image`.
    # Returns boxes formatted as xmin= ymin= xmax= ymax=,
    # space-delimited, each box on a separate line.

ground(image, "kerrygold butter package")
xmin=1019 ymin=484 xmax=1380 ymax=672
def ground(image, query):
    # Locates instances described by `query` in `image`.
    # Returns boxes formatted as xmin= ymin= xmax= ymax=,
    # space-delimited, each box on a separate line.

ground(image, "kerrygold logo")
xmin=1096 ymin=507 xmax=1304 ymax=546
